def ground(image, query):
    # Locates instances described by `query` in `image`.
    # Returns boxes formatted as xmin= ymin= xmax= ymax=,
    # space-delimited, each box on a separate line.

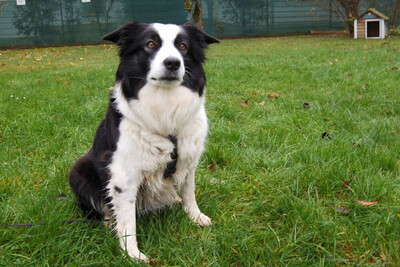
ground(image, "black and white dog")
xmin=68 ymin=22 xmax=219 ymax=262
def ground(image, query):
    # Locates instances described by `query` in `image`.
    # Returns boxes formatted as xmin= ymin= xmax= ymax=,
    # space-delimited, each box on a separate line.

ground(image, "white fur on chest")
xmin=108 ymin=83 xmax=208 ymax=213
xmin=114 ymin=83 xmax=205 ymax=135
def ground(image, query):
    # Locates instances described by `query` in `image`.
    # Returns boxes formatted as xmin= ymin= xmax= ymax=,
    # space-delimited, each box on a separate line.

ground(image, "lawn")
xmin=1 ymin=35 xmax=400 ymax=265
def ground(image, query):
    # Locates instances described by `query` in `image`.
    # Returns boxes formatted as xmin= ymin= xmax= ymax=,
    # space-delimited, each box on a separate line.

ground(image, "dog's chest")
xmin=131 ymin=84 xmax=204 ymax=134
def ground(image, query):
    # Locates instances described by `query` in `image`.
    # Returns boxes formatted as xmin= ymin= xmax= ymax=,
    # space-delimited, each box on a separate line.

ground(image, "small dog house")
xmin=354 ymin=8 xmax=389 ymax=39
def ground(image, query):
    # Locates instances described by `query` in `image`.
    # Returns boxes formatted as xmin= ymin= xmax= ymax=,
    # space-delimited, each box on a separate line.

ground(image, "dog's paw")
xmin=127 ymin=249 xmax=149 ymax=263
xmin=194 ymin=213 xmax=212 ymax=228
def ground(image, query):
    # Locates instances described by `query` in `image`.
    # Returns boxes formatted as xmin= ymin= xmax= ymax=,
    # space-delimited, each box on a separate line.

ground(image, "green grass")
xmin=1 ymin=36 xmax=400 ymax=266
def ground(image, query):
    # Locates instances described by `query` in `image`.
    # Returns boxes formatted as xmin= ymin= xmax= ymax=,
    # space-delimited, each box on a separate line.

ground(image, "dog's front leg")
xmin=108 ymin=173 xmax=148 ymax=262
xmin=180 ymin=169 xmax=212 ymax=227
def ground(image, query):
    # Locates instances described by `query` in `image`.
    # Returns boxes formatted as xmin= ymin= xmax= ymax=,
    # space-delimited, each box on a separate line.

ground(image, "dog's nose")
xmin=163 ymin=57 xmax=181 ymax=71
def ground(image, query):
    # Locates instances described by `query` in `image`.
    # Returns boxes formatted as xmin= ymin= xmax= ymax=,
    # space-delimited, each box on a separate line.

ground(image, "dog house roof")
xmin=357 ymin=8 xmax=389 ymax=20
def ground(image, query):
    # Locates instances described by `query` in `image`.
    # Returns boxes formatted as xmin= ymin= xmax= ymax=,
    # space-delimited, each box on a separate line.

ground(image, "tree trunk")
xmin=392 ymin=0 xmax=400 ymax=28
xmin=184 ymin=0 xmax=203 ymax=29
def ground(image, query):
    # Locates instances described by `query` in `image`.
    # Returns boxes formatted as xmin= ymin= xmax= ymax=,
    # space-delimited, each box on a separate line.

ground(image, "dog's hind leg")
xmin=69 ymin=155 xmax=106 ymax=220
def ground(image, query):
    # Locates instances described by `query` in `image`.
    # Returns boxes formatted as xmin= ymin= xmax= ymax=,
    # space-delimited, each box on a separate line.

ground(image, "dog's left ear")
xmin=103 ymin=24 xmax=126 ymax=44
xmin=183 ymin=22 xmax=220 ymax=45
xmin=103 ymin=21 xmax=142 ymax=44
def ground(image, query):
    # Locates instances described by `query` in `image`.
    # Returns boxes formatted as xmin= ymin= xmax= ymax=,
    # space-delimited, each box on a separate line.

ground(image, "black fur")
xmin=163 ymin=135 xmax=178 ymax=178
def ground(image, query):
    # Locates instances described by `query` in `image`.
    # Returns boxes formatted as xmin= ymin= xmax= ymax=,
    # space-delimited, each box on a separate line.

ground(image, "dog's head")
xmin=103 ymin=22 xmax=219 ymax=98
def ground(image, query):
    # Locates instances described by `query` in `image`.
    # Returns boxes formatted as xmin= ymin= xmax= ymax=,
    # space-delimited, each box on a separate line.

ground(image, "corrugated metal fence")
xmin=0 ymin=0 xmax=398 ymax=47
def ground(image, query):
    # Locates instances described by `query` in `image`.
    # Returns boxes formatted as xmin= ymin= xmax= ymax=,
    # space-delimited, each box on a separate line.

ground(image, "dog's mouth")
xmin=151 ymin=75 xmax=180 ymax=82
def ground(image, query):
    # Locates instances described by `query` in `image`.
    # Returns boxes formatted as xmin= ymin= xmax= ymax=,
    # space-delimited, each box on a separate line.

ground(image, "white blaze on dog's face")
xmin=146 ymin=23 xmax=186 ymax=87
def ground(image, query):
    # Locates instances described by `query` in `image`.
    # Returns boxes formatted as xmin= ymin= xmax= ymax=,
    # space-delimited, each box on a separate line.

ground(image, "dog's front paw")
xmin=194 ymin=213 xmax=212 ymax=228
xmin=127 ymin=249 xmax=149 ymax=263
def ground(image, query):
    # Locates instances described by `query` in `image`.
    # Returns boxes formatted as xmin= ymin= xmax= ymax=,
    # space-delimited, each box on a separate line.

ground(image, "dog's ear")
xmin=102 ymin=21 xmax=142 ymax=44
xmin=183 ymin=21 xmax=220 ymax=45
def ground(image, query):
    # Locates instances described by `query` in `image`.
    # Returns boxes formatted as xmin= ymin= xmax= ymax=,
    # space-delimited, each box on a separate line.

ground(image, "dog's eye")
xmin=179 ymin=42 xmax=187 ymax=51
xmin=146 ymin=40 xmax=156 ymax=49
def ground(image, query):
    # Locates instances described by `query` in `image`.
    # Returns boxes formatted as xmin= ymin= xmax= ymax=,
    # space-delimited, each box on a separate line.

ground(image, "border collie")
xmin=68 ymin=22 xmax=219 ymax=262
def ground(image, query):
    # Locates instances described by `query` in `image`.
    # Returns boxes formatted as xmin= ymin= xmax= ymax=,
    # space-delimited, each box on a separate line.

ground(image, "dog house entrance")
xmin=366 ymin=20 xmax=380 ymax=38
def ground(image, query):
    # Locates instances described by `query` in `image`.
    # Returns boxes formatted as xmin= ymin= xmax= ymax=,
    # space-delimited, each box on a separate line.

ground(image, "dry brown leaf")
xmin=65 ymin=81 xmax=69 ymax=85
xmin=303 ymin=103 xmax=310 ymax=109
xmin=342 ymin=179 xmax=351 ymax=190
xmin=360 ymin=83 xmax=368 ymax=90
xmin=208 ymin=164 xmax=216 ymax=172
xmin=240 ymin=99 xmax=249 ymax=107
xmin=241 ymin=142 xmax=247 ymax=147
xmin=355 ymin=199 xmax=379 ymax=206
xmin=259 ymin=101 xmax=265 ymax=106
xmin=268 ymin=93 xmax=279 ymax=98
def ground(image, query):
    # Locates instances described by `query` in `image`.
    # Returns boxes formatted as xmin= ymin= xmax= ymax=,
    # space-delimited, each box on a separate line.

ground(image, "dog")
xmin=68 ymin=21 xmax=219 ymax=262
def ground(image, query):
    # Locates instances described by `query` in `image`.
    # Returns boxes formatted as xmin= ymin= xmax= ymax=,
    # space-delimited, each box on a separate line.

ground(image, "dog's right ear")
xmin=102 ymin=21 xmax=140 ymax=44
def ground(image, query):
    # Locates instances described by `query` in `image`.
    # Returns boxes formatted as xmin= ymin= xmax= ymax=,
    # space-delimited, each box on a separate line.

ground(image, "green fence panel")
xmin=0 ymin=0 xmax=398 ymax=47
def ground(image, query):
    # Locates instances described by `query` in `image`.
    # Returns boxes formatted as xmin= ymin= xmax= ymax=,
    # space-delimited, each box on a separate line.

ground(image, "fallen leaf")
xmin=303 ymin=103 xmax=310 ymax=108
xmin=241 ymin=142 xmax=247 ymax=147
xmin=65 ymin=81 xmax=69 ymax=85
xmin=230 ymin=247 xmax=239 ymax=254
xmin=240 ymin=99 xmax=249 ymax=107
xmin=332 ymin=204 xmax=349 ymax=215
xmin=327 ymin=91 xmax=333 ymax=95
xmin=268 ymin=93 xmax=279 ymax=98
xmin=322 ymin=132 xmax=333 ymax=140
xmin=342 ymin=179 xmax=351 ymax=189
xmin=228 ymin=120 xmax=232 ymax=126
xmin=55 ymin=77 xmax=60 ymax=82
xmin=259 ymin=101 xmax=265 ymax=106
xmin=360 ymin=83 xmax=368 ymax=90
xmin=265 ymin=68 xmax=270 ymax=71
xmin=355 ymin=199 xmax=379 ymax=206
xmin=0 ymin=134 xmax=3 ymax=138
xmin=346 ymin=73 xmax=353 ymax=78
xmin=390 ymin=67 xmax=398 ymax=71
xmin=108 ymin=86 xmax=114 ymax=91
xmin=328 ymin=62 xmax=334 ymax=65
xmin=38 ymin=79 xmax=42 ymax=84
xmin=149 ymin=259 xmax=160 ymax=266
xmin=208 ymin=164 xmax=216 ymax=172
